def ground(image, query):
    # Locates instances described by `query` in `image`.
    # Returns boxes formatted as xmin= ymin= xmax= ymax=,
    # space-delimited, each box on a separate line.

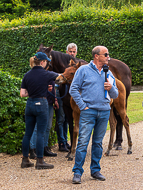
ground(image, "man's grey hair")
xmin=92 ymin=45 xmax=107 ymax=58
xmin=67 ymin=43 xmax=77 ymax=51
xmin=92 ymin=47 xmax=101 ymax=58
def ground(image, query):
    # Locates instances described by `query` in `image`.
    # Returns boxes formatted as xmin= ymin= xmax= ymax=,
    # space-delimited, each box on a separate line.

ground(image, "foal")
xmin=55 ymin=60 xmax=132 ymax=160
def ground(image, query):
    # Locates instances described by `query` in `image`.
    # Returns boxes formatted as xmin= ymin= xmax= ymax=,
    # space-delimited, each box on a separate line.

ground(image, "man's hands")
xmin=84 ymin=106 xmax=89 ymax=110
xmin=104 ymin=78 xmax=112 ymax=91
xmin=54 ymin=99 xmax=59 ymax=109
xmin=20 ymin=88 xmax=29 ymax=97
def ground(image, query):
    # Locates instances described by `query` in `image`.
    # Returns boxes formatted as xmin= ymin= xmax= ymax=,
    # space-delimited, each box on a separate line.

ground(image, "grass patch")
xmin=107 ymin=92 xmax=143 ymax=130
xmin=127 ymin=92 xmax=143 ymax=124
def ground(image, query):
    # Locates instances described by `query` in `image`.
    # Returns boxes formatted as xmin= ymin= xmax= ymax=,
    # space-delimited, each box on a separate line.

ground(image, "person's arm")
xmin=54 ymin=98 xmax=59 ymax=109
xmin=20 ymin=88 xmax=29 ymax=97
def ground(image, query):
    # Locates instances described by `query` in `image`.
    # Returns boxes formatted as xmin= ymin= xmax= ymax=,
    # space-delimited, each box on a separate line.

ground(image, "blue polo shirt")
xmin=21 ymin=66 xmax=58 ymax=98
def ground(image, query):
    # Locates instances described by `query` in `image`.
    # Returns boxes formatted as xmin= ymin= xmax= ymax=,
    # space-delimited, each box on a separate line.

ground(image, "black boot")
xmin=29 ymin=149 xmax=37 ymax=159
xmin=44 ymin=147 xmax=57 ymax=157
xmin=21 ymin=156 xmax=34 ymax=168
xmin=35 ymin=158 xmax=54 ymax=170
xmin=66 ymin=142 xmax=71 ymax=150
xmin=59 ymin=143 xmax=69 ymax=152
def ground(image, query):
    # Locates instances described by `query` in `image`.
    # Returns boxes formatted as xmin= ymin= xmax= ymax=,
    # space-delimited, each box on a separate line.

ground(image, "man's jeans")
xmin=56 ymin=88 xmax=68 ymax=145
xmin=22 ymin=98 xmax=49 ymax=158
xmin=72 ymin=108 xmax=110 ymax=176
xmin=30 ymin=104 xmax=54 ymax=149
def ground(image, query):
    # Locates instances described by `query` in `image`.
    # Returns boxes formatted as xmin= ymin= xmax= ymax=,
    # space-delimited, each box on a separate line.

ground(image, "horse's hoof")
xmin=113 ymin=143 xmax=118 ymax=148
xmin=115 ymin=146 xmax=122 ymax=150
xmin=68 ymin=157 xmax=73 ymax=161
xmin=104 ymin=150 xmax=110 ymax=156
xmin=127 ymin=150 xmax=132 ymax=154
xmin=104 ymin=152 xmax=109 ymax=156
xmin=65 ymin=152 xmax=70 ymax=158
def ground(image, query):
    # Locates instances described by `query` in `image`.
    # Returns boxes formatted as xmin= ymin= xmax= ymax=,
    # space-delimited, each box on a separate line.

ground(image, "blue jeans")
xmin=30 ymin=104 xmax=54 ymax=149
xmin=72 ymin=108 xmax=110 ymax=176
xmin=56 ymin=88 xmax=68 ymax=145
xmin=22 ymin=98 xmax=48 ymax=158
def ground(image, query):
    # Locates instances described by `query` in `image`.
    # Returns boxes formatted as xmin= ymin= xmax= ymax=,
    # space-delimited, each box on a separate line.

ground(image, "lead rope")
xmin=48 ymin=84 xmax=68 ymax=99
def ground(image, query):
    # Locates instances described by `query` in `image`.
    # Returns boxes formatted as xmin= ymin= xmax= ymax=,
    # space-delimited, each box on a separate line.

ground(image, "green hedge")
xmin=1 ymin=19 xmax=143 ymax=85
xmin=0 ymin=70 xmax=57 ymax=154
xmin=0 ymin=70 xmax=26 ymax=154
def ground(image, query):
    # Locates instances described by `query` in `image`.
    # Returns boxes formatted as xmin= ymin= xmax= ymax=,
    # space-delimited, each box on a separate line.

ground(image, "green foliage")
xmin=0 ymin=6 xmax=143 ymax=85
xmin=29 ymin=0 xmax=61 ymax=11
xmin=0 ymin=0 xmax=31 ymax=19
xmin=0 ymin=70 xmax=57 ymax=154
xmin=0 ymin=70 xmax=26 ymax=154
xmin=0 ymin=0 xmax=61 ymax=20
xmin=1 ymin=4 xmax=143 ymax=28
xmin=48 ymin=113 xmax=57 ymax=147
xmin=61 ymin=0 xmax=142 ymax=9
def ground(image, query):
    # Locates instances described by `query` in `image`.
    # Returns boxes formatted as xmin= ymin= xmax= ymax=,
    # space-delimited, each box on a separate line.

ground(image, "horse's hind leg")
xmin=120 ymin=113 xmax=132 ymax=154
xmin=113 ymin=108 xmax=123 ymax=150
xmin=68 ymin=112 xmax=79 ymax=161
xmin=115 ymin=104 xmax=132 ymax=154
xmin=68 ymin=129 xmax=78 ymax=161
xmin=105 ymin=107 xmax=117 ymax=156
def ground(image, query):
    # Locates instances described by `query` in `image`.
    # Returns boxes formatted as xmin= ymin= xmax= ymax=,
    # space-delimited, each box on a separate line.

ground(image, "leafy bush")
xmin=0 ymin=70 xmax=57 ymax=154
xmin=62 ymin=0 xmax=142 ymax=9
xmin=0 ymin=0 xmax=31 ymax=19
xmin=0 ymin=70 xmax=26 ymax=154
xmin=0 ymin=7 xmax=143 ymax=85
xmin=0 ymin=4 xmax=143 ymax=29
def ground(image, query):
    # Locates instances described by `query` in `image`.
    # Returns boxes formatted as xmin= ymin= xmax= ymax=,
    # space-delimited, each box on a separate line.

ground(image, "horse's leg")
xmin=113 ymin=107 xmax=123 ymax=150
xmin=113 ymin=79 xmax=132 ymax=155
xmin=68 ymin=112 xmax=79 ymax=161
xmin=114 ymin=76 xmax=131 ymax=149
xmin=116 ymin=111 xmax=132 ymax=154
xmin=105 ymin=107 xmax=117 ymax=156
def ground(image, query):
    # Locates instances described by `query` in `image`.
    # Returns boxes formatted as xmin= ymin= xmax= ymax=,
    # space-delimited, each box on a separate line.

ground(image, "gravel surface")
xmin=0 ymin=121 xmax=143 ymax=190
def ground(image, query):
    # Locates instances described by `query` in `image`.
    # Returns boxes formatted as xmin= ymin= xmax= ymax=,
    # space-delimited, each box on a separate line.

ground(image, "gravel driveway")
xmin=0 ymin=121 xmax=143 ymax=190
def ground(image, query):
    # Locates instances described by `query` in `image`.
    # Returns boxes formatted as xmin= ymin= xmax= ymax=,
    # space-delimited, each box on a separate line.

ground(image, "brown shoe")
xmin=35 ymin=158 xmax=54 ymax=170
xmin=21 ymin=156 xmax=34 ymax=168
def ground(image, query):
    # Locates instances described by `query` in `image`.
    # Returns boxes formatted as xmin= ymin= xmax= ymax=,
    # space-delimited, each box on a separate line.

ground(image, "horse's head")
xmin=55 ymin=60 xmax=81 ymax=84
xmin=37 ymin=43 xmax=53 ymax=70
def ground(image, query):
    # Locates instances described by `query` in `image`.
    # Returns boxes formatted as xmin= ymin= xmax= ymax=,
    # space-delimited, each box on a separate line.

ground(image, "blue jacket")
xmin=69 ymin=61 xmax=118 ymax=111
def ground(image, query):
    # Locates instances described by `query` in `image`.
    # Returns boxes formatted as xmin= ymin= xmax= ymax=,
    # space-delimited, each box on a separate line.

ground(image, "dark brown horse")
xmin=55 ymin=60 xmax=132 ymax=160
xmin=37 ymin=43 xmax=132 ymax=152
xmin=37 ymin=44 xmax=87 ymax=149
